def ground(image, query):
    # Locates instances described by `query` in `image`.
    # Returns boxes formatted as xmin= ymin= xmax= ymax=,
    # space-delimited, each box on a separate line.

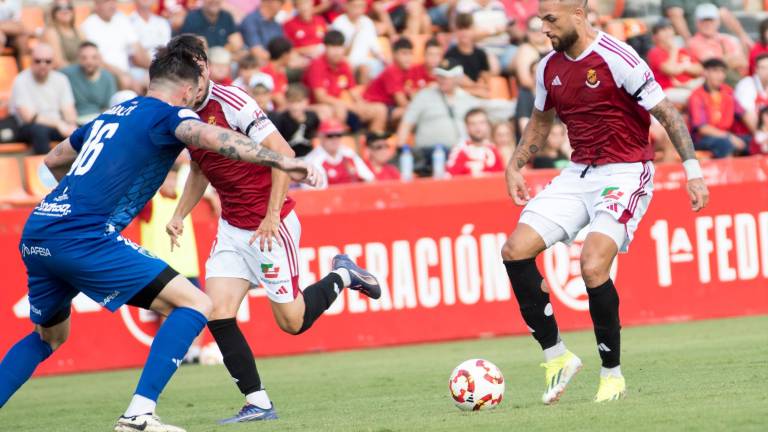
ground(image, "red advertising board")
xmin=0 ymin=156 xmax=766 ymax=375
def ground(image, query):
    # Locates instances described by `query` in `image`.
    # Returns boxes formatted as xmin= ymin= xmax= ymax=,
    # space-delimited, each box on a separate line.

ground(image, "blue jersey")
xmin=23 ymin=96 xmax=201 ymax=239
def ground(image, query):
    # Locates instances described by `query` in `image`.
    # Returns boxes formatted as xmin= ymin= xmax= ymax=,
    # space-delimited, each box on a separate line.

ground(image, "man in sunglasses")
xmin=10 ymin=43 xmax=78 ymax=154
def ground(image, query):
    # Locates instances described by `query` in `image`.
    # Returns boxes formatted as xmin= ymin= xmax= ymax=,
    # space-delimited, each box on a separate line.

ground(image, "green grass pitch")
xmin=2 ymin=315 xmax=767 ymax=432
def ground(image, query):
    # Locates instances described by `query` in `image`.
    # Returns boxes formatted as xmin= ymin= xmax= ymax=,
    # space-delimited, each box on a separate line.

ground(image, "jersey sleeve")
xmin=149 ymin=106 xmax=201 ymax=147
xmin=224 ymin=86 xmax=279 ymax=144
xmin=69 ymin=121 xmax=93 ymax=152
xmin=599 ymin=37 xmax=666 ymax=111
xmin=534 ymin=53 xmax=555 ymax=112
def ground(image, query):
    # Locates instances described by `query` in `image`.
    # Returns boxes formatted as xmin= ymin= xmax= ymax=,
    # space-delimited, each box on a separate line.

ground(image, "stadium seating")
xmin=20 ymin=7 xmax=45 ymax=36
xmin=0 ymin=56 xmax=18 ymax=98
xmin=0 ymin=143 xmax=28 ymax=154
xmin=0 ymin=157 xmax=36 ymax=205
xmin=488 ymin=76 xmax=511 ymax=100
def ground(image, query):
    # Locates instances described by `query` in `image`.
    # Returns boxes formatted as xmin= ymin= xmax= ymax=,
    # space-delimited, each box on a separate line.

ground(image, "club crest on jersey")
xmin=207 ymin=115 xmax=217 ymax=125
xmin=586 ymin=69 xmax=600 ymax=88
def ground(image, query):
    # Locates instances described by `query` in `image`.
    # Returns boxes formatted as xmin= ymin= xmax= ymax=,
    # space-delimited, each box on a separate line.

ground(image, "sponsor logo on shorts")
xmin=100 ymin=290 xmax=121 ymax=307
xmin=601 ymin=187 xmax=624 ymax=201
xmin=116 ymin=235 xmax=157 ymax=259
xmin=21 ymin=243 xmax=52 ymax=258
xmin=30 ymin=304 xmax=42 ymax=316
xmin=261 ymin=263 xmax=280 ymax=279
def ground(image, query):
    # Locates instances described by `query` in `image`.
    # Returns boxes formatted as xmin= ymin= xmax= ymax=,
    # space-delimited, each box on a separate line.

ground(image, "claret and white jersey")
xmin=535 ymin=31 xmax=666 ymax=165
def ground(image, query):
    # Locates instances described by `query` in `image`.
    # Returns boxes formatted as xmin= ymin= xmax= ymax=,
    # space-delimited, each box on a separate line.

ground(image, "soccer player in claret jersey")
xmin=501 ymin=0 xmax=710 ymax=404
xmin=162 ymin=35 xmax=381 ymax=424
xmin=0 ymin=40 xmax=320 ymax=432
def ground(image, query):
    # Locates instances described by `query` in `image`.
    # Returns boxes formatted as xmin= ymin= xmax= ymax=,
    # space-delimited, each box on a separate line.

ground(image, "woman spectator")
xmin=750 ymin=106 xmax=768 ymax=155
xmin=41 ymin=1 xmax=82 ymax=69
xmin=492 ymin=120 xmax=515 ymax=166
xmin=749 ymin=18 xmax=768 ymax=76
xmin=514 ymin=17 xmax=552 ymax=91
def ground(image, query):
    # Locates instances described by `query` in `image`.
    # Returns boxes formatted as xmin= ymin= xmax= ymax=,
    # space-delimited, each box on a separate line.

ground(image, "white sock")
xmin=543 ymin=341 xmax=567 ymax=362
xmin=245 ymin=390 xmax=272 ymax=409
xmin=332 ymin=268 xmax=351 ymax=287
xmin=600 ymin=365 xmax=622 ymax=378
xmin=124 ymin=394 xmax=156 ymax=417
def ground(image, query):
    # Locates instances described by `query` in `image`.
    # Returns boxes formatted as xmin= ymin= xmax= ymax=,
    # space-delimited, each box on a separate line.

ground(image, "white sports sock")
xmin=245 ymin=390 xmax=272 ymax=409
xmin=600 ymin=365 xmax=622 ymax=378
xmin=332 ymin=268 xmax=352 ymax=287
xmin=543 ymin=341 xmax=567 ymax=362
xmin=124 ymin=394 xmax=156 ymax=417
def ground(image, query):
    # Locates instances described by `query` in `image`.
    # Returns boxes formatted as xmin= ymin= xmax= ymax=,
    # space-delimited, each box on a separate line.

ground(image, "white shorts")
xmin=520 ymin=161 xmax=654 ymax=253
xmin=206 ymin=211 xmax=301 ymax=303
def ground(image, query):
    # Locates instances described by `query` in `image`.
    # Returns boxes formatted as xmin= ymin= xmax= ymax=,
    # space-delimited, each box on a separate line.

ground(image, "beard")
xmin=551 ymin=29 xmax=579 ymax=52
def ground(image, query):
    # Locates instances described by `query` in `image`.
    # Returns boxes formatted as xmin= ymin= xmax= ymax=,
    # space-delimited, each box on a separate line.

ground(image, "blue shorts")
xmin=20 ymin=232 xmax=170 ymax=325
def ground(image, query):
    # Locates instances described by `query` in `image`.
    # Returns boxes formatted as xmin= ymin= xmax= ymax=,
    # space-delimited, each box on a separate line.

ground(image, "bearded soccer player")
xmin=163 ymin=35 xmax=381 ymax=424
xmin=0 ymin=42 xmax=320 ymax=432
xmin=501 ymin=0 xmax=710 ymax=404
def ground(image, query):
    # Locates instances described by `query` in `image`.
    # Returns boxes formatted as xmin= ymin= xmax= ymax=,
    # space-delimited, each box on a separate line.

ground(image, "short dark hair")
xmin=393 ymin=37 xmax=413 ymax=52
xmin=324 ymin=30 xmax=345 ymax=46
xmin=464 ymin=107 xmax=488 ymax=123
xmin=456 ymin=13 xmax=473 ymax=30
xmin=702 ymin=58 xmax=727 ymax=70
xmin=760 ymin=17 xmax=768 ymax=46
xmin=285 ymin=83 xmax=308 ymax=101
xmin=149 ymin=44 xmax=202 ymax=85
xmin=268 ymin=36 xmax=293 ymax=60
xmin=165 ymin=34 xmax=208 ymax=65
xmin=78 ymin=41 xmax=98 ymax=51
xmin=652 ymin=18 xmax=673 ymax=35
xmin=425 ymin=37 xmax=441 ymax=50
xmin=238 ymin=53 xmax=259 ymax=70
xmin=755 ymin=52 xmax=768 ymax=67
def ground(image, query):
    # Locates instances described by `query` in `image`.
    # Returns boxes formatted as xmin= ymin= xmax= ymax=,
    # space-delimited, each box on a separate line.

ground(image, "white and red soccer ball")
xmin=448 ymin=359 xmax=505 ymax=411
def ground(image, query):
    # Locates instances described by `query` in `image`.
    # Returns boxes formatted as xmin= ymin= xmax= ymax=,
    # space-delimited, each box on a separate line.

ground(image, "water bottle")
xmin=432 ymin=144 xmax=446 ymax=179
xmin=399 ymin=145 xmax=414 ymax=182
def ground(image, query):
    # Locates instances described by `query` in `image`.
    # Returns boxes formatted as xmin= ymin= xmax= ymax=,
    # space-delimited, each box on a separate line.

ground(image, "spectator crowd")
xmin=1 ymin=0 xmax=767 ymax=188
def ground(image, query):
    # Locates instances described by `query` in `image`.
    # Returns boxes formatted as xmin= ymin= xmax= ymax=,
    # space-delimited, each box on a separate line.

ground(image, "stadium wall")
xmin=1 ymin=156 xmax=766 ymax=376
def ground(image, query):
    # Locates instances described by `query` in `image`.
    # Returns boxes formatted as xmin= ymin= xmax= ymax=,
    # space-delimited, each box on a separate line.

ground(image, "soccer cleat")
xmin=218 ymin=403 xmax=278 ymax=424
xmin=594 ymin=375 xmax=626 ymax=402
xmin=540 ymin=350 xmax=583 ymax=404
xmin=114 ymin=413 xmax=186 ymax=432
xmin=332 ymin=254 xmax=381 ymax=299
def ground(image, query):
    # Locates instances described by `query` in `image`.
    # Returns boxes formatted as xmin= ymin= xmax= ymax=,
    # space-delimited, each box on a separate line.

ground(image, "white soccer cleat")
xmin=540 ymin=350 xmax=583 ymax=404
xmin=114 ymin=413 xmax=186 ymax=432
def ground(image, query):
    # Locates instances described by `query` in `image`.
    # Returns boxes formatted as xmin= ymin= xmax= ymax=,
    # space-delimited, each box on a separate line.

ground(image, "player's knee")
xmin=580 ymin=256 xmax=610 ymax=288
xmin=501 ymin=237 xmax=534 ymax=261
xmin=37 ymin=326 xmax=69 ymax=351
xmin=186 ymin=292 xmax=213 ymax=318
xmin=276 ymin=314 xmax=303 ymax=335
xmin=209 ymin=301 xmax=239 ymax=321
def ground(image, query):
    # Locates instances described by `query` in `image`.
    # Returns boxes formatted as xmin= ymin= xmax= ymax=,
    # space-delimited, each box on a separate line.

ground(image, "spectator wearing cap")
xmin=10 ymin=43 xmax=77 ymax=155
xmin=61 ymin=41 xmax=118 ymax=125
xmin=240 ymin=0 xmax=285 ymax=64
xmin=331 ymin=0 xmax=386 ymax=84
xmin=208 ymin=46 xmax=233 ymax=86
xmin=261 ymin=37 xmax=291 ymax=111
xmin=686 ymin=3 xmax=747 ymax=76
xmin=81 ymin=0 xmax=150 ymax=92
xmin=735 ymin=53 xmax=768 ymax=133
xmin=179 ymin=0 xmax=243 ymax=55
xmin=283 ymin=0 xmax=327 ymax=64
xmin=363 ymin=38 xmax=415 ymax=123
xmin=42 ymin=0 xmax=82 ymax=69
xmin=251 ymin=83 xmax=275 ymax=115
xmin=688 ymin=58 xmax=747 ymax=158
xmin=662 ymin=0 xmax=753 ymax=49
xmin=647 ymin=18 xmax=702 ymax=106
xmin=364 ymin=132 xmax=400 ymax=181
xmin=304 ymin=119 xmax=375 ymax=187
xmin=405 ymin=37 xmax=442 ymax=94
xmin=303 ymin=30 xmax=388 ymax=133
xmin=445 ymin=13 xmax=494 ymax=98
xmin=271 ymin=84 xmax=319 ymax=157
xmin=749 ymin=18 xmax=768 ymax=76
xmin=446 ymin=108 xmax=504 ymax=177
xmin=454 ymin=0 xmax=515 ymax=73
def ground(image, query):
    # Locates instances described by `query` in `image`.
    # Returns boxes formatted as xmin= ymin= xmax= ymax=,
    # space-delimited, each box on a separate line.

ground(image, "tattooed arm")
xmin=174 ymin=120 xmax=322 ymax=186
xmin=505 ymin=108 xmax=556 ymax=205
xmin=650 ymin=98 xmax=710 ymax=212
xmin=44 ymin=139 xmax=79 ymax=181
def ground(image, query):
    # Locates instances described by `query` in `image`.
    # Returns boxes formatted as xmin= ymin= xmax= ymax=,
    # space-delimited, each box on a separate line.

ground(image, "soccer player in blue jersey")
xmin=0 ymin=41 xmax=321 ymax=432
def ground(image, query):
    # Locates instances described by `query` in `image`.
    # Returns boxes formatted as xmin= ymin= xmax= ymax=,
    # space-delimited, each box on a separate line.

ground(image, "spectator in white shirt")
xmin=331 ymin=0 xmax=385 ymax=84
xmin=304 ymin=118 xmax=374 ymax=188
xmin=130 ymin=0 xmax=172 ymax=61
xmin=734 ymin=53 xmax=768 ymax=133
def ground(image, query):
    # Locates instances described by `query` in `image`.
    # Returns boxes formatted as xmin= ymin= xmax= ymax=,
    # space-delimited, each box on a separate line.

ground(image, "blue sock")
xmin=0 ymin=332 xmax=53 ymax=408
xmin=134 ymin=307 xmax=207 ymax=401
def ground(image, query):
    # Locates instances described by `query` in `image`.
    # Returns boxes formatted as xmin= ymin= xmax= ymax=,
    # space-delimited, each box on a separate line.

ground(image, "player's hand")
xmin=250 ymin=215 xmax=282 ymax=252
xmin=687 ymin=177 xmax=709 ymax=212
xmin=166 ymin=216 xmax=184 ymax=251
xmin=505 ymin=169 xmax=530 ymax=206
xmin=284 ymin=159 xmax=326 ymax=188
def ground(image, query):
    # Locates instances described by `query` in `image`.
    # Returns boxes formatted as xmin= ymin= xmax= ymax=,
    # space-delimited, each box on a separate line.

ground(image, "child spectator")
xmin=364 ymin=131 xmax=400 ymax=181
xmin=283 ymin=0 xmax=327 ymax=66
xmin=363 ymin=37 xmax=415 ymax=123
xmin=647 ymin=18 xmax=702 ymax=106
xmin=271 ymin=84 xmax=319 ymax=157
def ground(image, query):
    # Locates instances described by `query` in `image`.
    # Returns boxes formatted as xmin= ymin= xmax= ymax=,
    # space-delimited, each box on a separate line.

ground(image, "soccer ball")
xmin=448 ymin=359 xmax=505 ymax=411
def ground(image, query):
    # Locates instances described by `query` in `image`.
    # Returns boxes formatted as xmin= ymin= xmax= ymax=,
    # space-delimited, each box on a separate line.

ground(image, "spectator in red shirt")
xmin=364 ymin=132 xmax=401 ymax=181
xmin=405 ymin=37 xmax=441 ymax=94
xmin=303 ymin=30 xmax=387 ymax=133
xmin=647 ymin=19 xmax=702 ymax=106
xmin=750 ymin=106 xmax=768 ymax=155
xmin=446 ymin=108 xmax=504 ymax=177
xmin=261 ymin=37 xmax=291 ymax=111
xmin=686 ymin=4 xmax=747 ymax=76
xmin=284 ymin=0 xmax=326 ymax=66
xmin=363 ymin=37 xmax=415 ymax=122
xmin=305 ymin=118 xmax=375 ymax=187
xmin=688 ymin=58 xmax=747 ymax=158
xmin=749 ymin=18 xmax=768 ymax=76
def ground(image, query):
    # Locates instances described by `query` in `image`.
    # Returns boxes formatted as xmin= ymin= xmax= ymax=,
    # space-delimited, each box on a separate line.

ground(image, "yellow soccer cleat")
xmin=540 ymin=350 xmax=582 ymax=404
xmin=594 ymin=375 xmax=626 ymax=402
